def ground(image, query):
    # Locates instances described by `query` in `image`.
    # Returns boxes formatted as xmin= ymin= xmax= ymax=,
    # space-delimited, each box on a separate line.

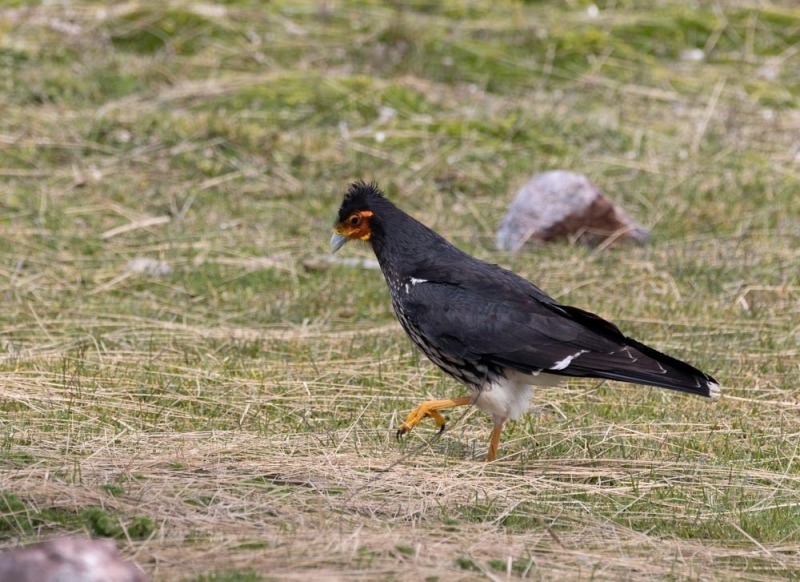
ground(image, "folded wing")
xmin=402 ymin=277 xmax=719 ymax=398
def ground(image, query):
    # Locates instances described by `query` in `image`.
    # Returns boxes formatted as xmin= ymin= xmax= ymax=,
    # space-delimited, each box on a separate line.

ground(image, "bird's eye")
xmin=349 ymin=215 xmax=360 ymax=226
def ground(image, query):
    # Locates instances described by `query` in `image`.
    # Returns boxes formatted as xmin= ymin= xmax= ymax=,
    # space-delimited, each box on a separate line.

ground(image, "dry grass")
xmin=1 ymin=0 xmax=799 ymax=580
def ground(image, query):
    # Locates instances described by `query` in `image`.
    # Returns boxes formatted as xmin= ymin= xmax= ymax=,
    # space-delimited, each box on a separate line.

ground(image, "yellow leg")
xmin=397 ymin=397 xmax=473 ymax=438
xmin=487 ymin=420 xmax=505 ymax=462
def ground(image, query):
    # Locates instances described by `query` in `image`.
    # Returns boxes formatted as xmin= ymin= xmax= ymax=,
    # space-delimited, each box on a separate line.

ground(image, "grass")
xmin=0 ymin=0 xmax=799 ymax=579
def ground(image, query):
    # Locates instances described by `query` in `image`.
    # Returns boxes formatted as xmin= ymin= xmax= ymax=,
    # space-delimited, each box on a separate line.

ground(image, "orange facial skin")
xmin=335 ymin=210 xmax=374 ymax=241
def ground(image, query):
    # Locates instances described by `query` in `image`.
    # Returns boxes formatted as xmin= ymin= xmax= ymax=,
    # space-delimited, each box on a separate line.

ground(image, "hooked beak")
xmin=330 ymin=232 xmax=348 ymax=254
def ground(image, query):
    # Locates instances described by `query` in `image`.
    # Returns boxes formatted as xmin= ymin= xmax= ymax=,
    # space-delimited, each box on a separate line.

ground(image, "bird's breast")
xmin=472 ymin=376 xmax=534 ymax=422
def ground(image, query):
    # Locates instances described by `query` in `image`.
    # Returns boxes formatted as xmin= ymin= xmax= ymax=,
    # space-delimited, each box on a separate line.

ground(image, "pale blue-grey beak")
xmin=330 ymin=232 xmax=348 ymax=254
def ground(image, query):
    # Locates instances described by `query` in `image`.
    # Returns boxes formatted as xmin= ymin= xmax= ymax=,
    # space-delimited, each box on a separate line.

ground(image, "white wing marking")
xmin=550 ymin=349 xmax=589 ymax=371
xmin=405 ymin=277 xmax=428 ymax=294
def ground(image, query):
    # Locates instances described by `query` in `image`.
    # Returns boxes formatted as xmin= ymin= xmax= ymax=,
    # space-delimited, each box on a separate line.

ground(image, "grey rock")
xmin=496 ymin=171 xmax=649 ymax=251
xmin=0 ymin=537 xmax=147 ymax=582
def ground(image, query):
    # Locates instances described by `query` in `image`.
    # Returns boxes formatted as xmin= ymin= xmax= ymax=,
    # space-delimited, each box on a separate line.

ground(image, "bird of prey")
xmin=331 ymin=181 xmax=720 ymax=461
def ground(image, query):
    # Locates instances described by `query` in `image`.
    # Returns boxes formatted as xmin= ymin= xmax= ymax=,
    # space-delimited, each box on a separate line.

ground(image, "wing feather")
xmin=400 ymin=278 xmax=716 ymax=396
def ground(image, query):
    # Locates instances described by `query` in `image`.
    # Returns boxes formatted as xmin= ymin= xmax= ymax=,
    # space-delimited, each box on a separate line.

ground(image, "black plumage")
xmin=332 ymin=181 xmax=720 ymax=461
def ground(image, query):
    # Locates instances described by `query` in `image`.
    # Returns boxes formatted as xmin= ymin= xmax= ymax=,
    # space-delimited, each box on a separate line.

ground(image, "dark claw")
xmin=396 ymin=427 xmax=406 ymax=440
xmin=438 ymin=423 xmax=446 ymax=434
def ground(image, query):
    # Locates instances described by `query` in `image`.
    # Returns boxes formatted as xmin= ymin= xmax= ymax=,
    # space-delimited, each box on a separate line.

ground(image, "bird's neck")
xmin=369 ymin=209 xmax=459 ymax=286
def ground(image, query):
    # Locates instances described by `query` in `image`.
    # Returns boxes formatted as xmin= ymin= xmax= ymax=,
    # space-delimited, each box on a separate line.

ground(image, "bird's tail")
xmin=576 ymin=337 xmax=721 ymax=398
xmin=536 ymin=303 xmax=721 ymax=399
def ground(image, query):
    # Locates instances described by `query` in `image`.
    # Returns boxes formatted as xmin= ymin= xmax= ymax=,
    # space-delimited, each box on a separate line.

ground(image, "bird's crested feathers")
xmin=336 ymin=181 xmax=387 ymax=223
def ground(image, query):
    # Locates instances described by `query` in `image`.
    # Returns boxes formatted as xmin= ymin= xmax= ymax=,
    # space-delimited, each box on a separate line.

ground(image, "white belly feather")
xmin=472 ymin=371 xmax=563 ymax=422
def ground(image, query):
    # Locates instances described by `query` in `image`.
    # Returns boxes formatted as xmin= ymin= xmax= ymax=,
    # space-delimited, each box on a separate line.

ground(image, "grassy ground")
xmin=1 ymin=0 xmax=799 ymax=579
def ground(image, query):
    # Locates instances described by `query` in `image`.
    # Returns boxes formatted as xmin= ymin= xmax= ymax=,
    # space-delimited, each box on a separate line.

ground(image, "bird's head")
xmin=330 ymin=181 xmax=386 ymax=253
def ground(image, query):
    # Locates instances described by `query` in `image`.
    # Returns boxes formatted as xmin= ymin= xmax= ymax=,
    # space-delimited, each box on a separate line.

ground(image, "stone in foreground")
xmin=496 ymin=170 xmax=650 ymax=251
xmin=0 ymin=537 xmax=146 ymax=582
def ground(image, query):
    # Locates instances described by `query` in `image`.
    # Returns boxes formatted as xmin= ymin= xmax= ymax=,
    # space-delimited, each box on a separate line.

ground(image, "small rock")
xmin=126 ymin=258 xmax=172 ymax=277
xmin=681 ymin=48 xmax=706 ymax=62
xmin=0 ymin=537 xmax=146 ymax=582
xmin=496 ymin=170 xmax=649 ymax=251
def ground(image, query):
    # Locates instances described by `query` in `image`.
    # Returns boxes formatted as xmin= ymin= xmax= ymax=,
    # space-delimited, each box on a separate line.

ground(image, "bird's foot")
xmin=395 ymin=397 xmax=473 ymax=440
xmin=396 ymin=407 xmax=446 ymax=439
